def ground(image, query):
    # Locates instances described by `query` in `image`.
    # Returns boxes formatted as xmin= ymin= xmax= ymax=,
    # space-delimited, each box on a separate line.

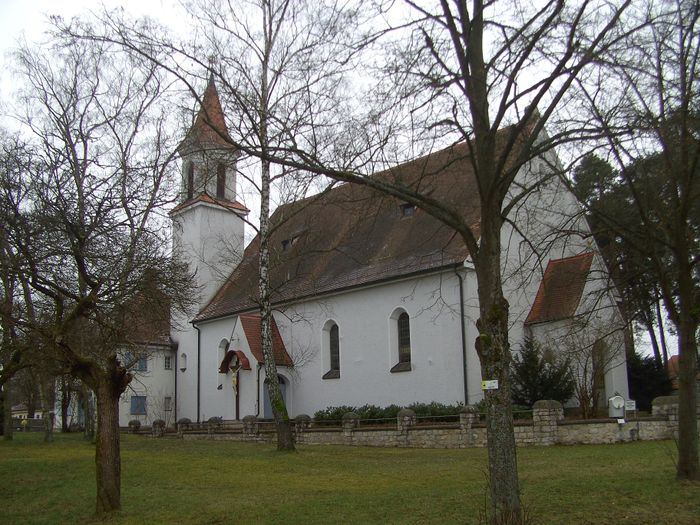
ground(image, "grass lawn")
xmin=0 ymin=433 xmax=698 ymax=524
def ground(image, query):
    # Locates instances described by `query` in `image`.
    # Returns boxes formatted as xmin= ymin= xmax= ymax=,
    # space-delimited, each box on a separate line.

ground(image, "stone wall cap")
xmin=652 ymin=395 xmax=679 ymax=406
xmin=242 ymin=415 xmax=258 ymax=422
xmin=397 ymin=408 xmax=416 ymax=417
xmin=342 ymin=412 xmax=360 ymax=420
xmin=533 ymin=400 xmax=563 ymax=409
xmin=459 ymin=405 xmax=479 ymax=414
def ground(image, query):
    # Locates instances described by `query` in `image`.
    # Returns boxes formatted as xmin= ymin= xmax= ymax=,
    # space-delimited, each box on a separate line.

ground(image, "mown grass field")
xmin=1 ymin=432 xmax=698 ymax=524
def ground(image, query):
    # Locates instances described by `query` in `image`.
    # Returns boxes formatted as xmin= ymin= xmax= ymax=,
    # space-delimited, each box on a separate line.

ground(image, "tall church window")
xmin=398 ymin=313 xmax=411 ymax=363
xmin=322 ymin=320 xmax=340 ymax=379
xmin=330 ymin=324 xmax=340 ymax=371
xmin=390 ymin=308 xmax=412 ymax=373
xmin=216 ymin=163 xmax=226 ymax=199
xmin=186 ymin=162 xmax=194 ymax=200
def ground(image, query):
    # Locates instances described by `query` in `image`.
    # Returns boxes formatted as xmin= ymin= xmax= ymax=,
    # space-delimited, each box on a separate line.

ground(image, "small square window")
xmin=130 ymin=396 xmax=147 ymax=415
xmin=400 ymin=203 xmax=416 ymax=217
xmin=164 ymin=356 xmax=172 ymax=370
xmin=136 ymin=355 xmax=148 ymax=371
xmin=281 ymin=235 xmax=299 ymax=251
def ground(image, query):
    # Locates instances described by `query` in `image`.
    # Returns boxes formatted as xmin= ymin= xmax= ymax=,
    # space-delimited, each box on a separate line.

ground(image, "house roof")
xmin=178 ymin=75 xmax=233 ymax=150
xmin=240 ymin=314 xmax=293 ymax=367
xmin=525 ymin=252 xmax=595 ymax=325
xmin=120 ymin=289 xmax=171 ymax=347
xmin=667 ymin=355 xmax=700 ymax=383
xmin=195 ymin=142 xmax=482 ymax=321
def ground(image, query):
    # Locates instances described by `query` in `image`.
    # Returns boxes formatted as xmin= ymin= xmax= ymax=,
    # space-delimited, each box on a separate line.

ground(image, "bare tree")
xmin=59 ymin=0 xmax=364 ymax=450
xmin=0 ymin=34 xmax=195 ymax=513
xmin=576 ymin=0 xmax=699 ymax=480
xmin=258 ymin=3 xmax=633 ymax=522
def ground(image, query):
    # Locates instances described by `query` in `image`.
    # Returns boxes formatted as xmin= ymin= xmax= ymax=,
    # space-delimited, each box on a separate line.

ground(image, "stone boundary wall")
xmin=178 ymin=396 xmax=698 ymax=448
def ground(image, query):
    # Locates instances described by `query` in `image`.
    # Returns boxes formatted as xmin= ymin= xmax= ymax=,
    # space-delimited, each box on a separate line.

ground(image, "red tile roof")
xmin=170 ymin=193 xmax=249 ymax=216
xmin=240 ymin=314 xmax=293 ymax=367
xmin=119 ymin=287 xmax=171 ymax=347
xmin=219 ymin=349 xmax=251 ymax=372
xmin=667 ymin=355 xmax=700 ymax=387
xmin=525 ymin=252 xmax=595 ymax=325
xmin=180 ymin=75 xmax=233 ymax=148
xmin=196 ymin=142 xmax=482 ymax=321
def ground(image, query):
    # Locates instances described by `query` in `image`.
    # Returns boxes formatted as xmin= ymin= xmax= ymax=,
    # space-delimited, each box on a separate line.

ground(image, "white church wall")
xmin=270 ymin=270 xmax=473 ymax=417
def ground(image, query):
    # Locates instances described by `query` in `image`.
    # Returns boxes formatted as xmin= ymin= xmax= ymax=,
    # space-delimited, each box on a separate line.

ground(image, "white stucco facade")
xmin=119 ymin=345 xmax=176 ymax=427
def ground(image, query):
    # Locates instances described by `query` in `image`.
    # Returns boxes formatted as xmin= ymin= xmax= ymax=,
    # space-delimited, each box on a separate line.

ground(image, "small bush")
xmin=128 ymin=420 xmax=141 ymax=433
xmin=511 ymin=337 xmax=575 ymax=407
xmin=152 ymin=419 xmax=166 ymax=437
xmin=177 ymin=418 xmax=191 ymax=431
xmin=313 ymin=406 xmax=357 ymax=424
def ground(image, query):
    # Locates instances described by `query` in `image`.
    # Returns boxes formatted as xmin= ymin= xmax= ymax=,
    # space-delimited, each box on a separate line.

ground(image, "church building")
xmin=120 ymin=78 xmax=629 ymax=426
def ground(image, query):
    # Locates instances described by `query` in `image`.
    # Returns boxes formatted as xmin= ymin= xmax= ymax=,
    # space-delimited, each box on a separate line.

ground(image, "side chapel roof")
xmin=240 ymin=314 xmax=293 ymax=366
xmin=525 ymin=252 xmax=595 ymax=325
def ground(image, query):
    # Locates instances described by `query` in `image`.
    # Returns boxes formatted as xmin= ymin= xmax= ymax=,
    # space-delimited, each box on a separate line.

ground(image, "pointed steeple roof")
xmin=179 ymin=75 xmax=233 ymax=152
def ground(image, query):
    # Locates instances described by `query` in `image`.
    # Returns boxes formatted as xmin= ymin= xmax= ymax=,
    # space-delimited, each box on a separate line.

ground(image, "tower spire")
xmin=176 ymin=75 xmax=240 ymax=204
xmin=181 ymin=75 xmax=232 ymax=149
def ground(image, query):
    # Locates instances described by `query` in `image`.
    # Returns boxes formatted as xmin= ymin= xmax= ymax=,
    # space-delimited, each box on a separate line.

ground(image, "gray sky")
xmin=0 ymin=0 xmax=184 ymax=105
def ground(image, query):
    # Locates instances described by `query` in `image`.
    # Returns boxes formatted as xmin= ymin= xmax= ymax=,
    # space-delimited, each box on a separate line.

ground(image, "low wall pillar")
xmin=459 ymin=405 xmax=479 ymax=446
xmin=243 ymin=415 xmax=259 ymax=437
xmin=295 ymin=414 xmax=311 ymax=444
xmin=652 ymin=395 xmax=679 ymax=439
xmin=533 ymin=400 xmax=563 ymax=446
xmin=342 ymin=412 xmax=359 ymax=442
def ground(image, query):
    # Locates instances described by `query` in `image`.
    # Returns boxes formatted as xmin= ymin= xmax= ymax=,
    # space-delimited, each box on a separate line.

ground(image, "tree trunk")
xmin=61 ymin=377 xmax=71 ymax=432
xmin=2 ymin=384 xmax=12 ymax=440
xmin=675 ymin=316 xmax=699 ymax=480
xmin=655 ymin=297 xmax=669 ymax=366
xmin=258 ymin=154 xmax=295 ymax=452
xmin=644 ymin=309 xmax=663 ymax=366
xmin=257 ymin=5 xmax=296 ymax=452
xmin=39 ymin=374 xmax=54 ymax=442
xmin=94 ymin=379 xmax=122 ymax=513
xmin=474 ymin=213 xmax=521 ymax=525
xmin=83 ymin=384 xmax=95 ymax=441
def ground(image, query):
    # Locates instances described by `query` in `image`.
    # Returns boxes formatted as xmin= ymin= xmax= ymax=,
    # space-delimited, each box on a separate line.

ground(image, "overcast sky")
xmin=0 ymin=0 xmax=184 ymax=104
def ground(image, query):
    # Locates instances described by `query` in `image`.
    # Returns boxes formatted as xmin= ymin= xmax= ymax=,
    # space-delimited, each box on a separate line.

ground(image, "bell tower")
xmin=170 ymin=75 xmax=248 ymax=308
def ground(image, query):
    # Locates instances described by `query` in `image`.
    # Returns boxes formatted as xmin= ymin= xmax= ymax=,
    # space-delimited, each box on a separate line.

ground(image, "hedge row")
xmin=313 ymin=402 xmax=464 ymax=423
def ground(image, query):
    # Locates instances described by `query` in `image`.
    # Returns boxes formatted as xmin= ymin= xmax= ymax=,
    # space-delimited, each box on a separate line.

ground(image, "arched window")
xmin=216 ymin=163 xmax=226 ymax=199
xmin=179 ymin=352 xmax=188 ymax=372
xmin=218 ymin=339 xmax=229 ymax=374
xmin=330 ymin=324 xmax=340 ymax=371
xmin=398 ymin=312 xmax=411 ymax=363
xmin=390 ymin=309 xmax=412 ymax=373
xmin=186 ymin=162 xmax=195 ymax=200
xmin=322 ymin=321 xmax=340 ymax=379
